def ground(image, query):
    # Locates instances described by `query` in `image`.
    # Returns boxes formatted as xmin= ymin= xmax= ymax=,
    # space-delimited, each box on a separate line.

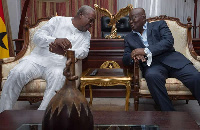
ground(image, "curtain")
xmin=117 ymin=0 xmax=161 ymax=18
xmin=117 ymin=0 xmax=195 ymax=23
xmin=21 ymin=0 xmax=117 ymax=38
xmin=117 ymin=0 xmax=199 ymax=37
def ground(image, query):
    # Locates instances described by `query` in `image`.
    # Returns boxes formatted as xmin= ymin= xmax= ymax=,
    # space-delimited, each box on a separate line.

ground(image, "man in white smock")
xmin=0 ymin=5 xmax=96 ymax=113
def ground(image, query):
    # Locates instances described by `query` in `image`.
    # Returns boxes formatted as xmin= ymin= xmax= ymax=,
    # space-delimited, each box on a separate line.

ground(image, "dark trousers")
xmin=144 ymin=62 xmax=200 ymax=111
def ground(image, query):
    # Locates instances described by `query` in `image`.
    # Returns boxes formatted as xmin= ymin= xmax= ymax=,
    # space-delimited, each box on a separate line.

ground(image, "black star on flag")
xmin=0 ymin=32 xmax=7 ymax=50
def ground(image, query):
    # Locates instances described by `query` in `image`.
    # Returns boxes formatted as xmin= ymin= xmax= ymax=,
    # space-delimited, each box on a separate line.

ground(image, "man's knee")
xmin=9 ymin=61 xmax=34 ymax=79
xmin=145 ymin=71 xmax=165 ymax=81
xmin=184 ymin=72 xmax=200 ymax=84
xmin=9 ymin=67 xmax=31 ymax=80
xmin=8 ymin=67 xmax=24 ymax=79
xmin=193 ymin=72 xmax=200 ymax=81
xmin=47 ymin=67 xmax=66 ymax=83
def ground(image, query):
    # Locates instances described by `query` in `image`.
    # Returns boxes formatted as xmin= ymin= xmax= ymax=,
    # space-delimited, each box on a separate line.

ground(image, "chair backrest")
xmin=1 ymin=18 xmax=50 ymax=79
xmin=148 ymin=16 xmax=188 ymax=56
xmin=23 ymin=18 xmax=50 ymax=57
xmin=101 ymin=16 xmax=132 ymax=38
xmin=165 ymin=20 xmax=187 ymax=56
xmin=147 ymin=16 xmax=200 ymax=71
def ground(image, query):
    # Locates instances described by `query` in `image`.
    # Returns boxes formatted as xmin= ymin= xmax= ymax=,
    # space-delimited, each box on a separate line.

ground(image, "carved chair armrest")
xmin=12 ymin=39 xmax=24 ymax=42
xmin=2 ymin=57 xmax=16 ymax=64
xmin=190 ymin=45 xmax=200 ymax=61
xmin=186 ymin=17 xmax=200 ymax=61
xmin=197 ymin=56 xmax=200 ymax=61
xmin=188 ymin=48 xmax=200 ymax=62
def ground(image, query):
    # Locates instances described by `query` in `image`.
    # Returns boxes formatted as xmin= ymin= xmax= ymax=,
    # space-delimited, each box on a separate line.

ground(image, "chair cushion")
xmin=1 ymin=60 xmax=82 ymax=96
xmin=139 ymin=78 xmax=192 ymax=95
xmin=2 ymin=61 xmax=19 ymax=78
xmin=2 ymin=78 xmax=46 ymax=93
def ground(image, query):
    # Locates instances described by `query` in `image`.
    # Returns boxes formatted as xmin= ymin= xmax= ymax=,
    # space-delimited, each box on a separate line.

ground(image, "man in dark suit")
xmin=123 ymin=8 xmax=200 ymax=111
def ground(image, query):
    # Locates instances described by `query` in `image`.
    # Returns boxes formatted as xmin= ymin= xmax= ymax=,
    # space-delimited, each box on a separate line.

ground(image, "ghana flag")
xmin=0 ymin=0 xmax=9 ymax=59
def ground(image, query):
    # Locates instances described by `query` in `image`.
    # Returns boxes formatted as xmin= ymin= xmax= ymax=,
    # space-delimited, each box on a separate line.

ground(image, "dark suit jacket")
xmin=122 ymin=20 xmax=191 ymax=72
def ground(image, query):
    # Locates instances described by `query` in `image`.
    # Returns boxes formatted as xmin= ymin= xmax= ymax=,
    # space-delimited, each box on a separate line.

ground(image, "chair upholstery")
xmin=101 ymin=16 xmax=132 ymax=38
xmin=0 ymin=17 xmax=82 ymax=104
xmin=133 ymin=15 xmax=200 ymax=111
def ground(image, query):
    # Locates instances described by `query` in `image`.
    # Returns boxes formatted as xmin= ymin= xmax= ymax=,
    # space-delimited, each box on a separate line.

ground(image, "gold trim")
xmin=81 ymin=77 xmax=131 ymax=81
xmin=80 ymin=68 xmax=132 ymax=111
xmin=100 ymin=61 xmax=120 ymax=69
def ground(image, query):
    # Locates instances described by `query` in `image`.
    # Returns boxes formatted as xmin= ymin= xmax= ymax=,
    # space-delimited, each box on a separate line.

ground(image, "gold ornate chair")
xmin=133 ymin=15 xmax=200 ymax=111
xmin=0 ymin=17 xmax=82 ymax=104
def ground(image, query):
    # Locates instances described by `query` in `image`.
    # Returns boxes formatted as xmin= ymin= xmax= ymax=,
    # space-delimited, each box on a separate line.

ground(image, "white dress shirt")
xmin=132 ymin=22 xmax=152 ymax=66
xmin=22 ymin=16 xmax=91 ymax=67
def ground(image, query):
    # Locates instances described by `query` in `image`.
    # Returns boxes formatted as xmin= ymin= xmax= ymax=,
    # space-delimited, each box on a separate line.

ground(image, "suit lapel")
xmin=147 ymin=22 xmax=153 ymax=45
xmin=130 ymin=32 xmax=145 ymax=48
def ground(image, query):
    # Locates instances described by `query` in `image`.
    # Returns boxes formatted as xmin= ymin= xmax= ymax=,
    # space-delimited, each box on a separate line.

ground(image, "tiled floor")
xmin=13 ymin=98 xmax=200 ymax=126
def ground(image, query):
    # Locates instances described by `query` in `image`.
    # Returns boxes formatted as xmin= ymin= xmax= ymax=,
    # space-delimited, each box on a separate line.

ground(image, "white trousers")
xmin=0 ymin=60 xmax=66 ymax=113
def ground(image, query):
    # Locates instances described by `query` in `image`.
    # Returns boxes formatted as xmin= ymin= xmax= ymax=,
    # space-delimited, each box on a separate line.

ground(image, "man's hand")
xmin=54 ymin=38 xmax=72 ymax=51
xmin=49 ymin=38 xmax=72 ymax=56
xmin=49 ymin=42 xmax=65 ymax=56
xmin=131 ymin=48 xmax=146 ymax=62
xmin=131 ymin=48 xmax=146 ymax=57
xmin=134 ymin=55 xmax=146 ymax=62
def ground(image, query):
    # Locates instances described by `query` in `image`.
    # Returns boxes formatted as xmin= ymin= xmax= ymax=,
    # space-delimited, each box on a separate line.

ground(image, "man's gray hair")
xmin=77 ymin=5 xmax=95 ymax=15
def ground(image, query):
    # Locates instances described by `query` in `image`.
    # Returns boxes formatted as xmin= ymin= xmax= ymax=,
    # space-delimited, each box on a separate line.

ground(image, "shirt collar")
xmin=143 ymin=22 xmax=147 ymax=30
xmin=132 ymin=22 xmax=148 ymax=34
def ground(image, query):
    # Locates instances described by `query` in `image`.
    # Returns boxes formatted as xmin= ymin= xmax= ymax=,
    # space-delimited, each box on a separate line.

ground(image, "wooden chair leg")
xmin=134 ymin=96 xmax=139 ymax=111
xmin=186 ymin=100 xmax=189 ymax=104
xmin=125 ymin=83 xmax=131 ymax=111
xmin=89 ymin=85 xmax=93 ymax=105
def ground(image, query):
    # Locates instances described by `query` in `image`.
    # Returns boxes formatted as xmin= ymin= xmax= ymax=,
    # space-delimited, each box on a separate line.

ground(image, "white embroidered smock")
xmin=22 ymin=16 xmax=91 ymax=67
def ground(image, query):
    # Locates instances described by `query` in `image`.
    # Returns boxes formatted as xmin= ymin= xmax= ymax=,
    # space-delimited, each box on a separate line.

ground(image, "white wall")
xmin=7 ymin=0 xmax=21 ymax=40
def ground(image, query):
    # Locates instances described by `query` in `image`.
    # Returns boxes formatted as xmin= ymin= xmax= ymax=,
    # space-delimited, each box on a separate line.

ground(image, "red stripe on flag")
xmin=0 ymin=0 xmax=5 ymax=23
